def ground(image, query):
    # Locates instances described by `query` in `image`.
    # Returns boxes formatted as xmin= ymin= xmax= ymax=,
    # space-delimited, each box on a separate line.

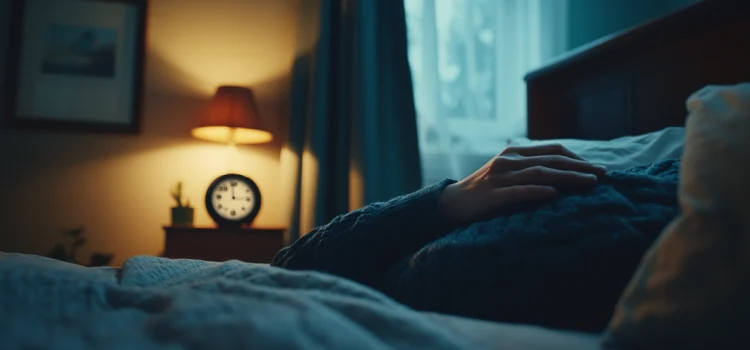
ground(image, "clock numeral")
xmin=216 ymin=194 xmax=222 ymax=200
xmin=230 ymin=181 xmax=238 ymax=187
xmin=230 ymin=210 xmax=236 ymax=216
xmin=217 ymin=204 xmax=223 ymax=209
xmin=246 ymin=197 xmax=251 ymax=201
xmin=218 ymin=185 xmax=228 ymax=192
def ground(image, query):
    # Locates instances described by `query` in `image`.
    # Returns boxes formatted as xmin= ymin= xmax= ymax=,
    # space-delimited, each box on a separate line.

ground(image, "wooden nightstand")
xmin=163 ymin=226 xmax=285 ymax=263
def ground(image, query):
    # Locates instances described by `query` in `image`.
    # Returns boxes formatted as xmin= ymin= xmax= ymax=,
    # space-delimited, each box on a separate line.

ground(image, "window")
xmin=404 ymin=0 xmax=568 ymax=185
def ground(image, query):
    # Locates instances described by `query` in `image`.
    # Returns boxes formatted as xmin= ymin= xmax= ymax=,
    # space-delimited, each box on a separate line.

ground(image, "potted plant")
xmin=171 ymin=181 xmax=194 ymax=226
xmin=46 ymin=226 xmax=114 ymax=267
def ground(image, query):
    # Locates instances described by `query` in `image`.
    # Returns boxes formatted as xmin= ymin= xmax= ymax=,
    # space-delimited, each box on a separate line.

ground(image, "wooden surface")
xmin=525 ymin=0 xmax=750 ymax=140
xmin=163 ymin=226 xmax=285 ymax=263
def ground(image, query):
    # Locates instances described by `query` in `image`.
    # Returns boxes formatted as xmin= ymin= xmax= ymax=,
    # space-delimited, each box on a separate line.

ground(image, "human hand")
xmin=438 ymin=143 xmax=607 ymax=226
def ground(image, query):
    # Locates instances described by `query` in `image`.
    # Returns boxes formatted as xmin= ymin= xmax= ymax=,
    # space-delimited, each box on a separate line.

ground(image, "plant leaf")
xmin=171 ymin=181 xmax=184 ymax=207
xmin=65 ymin=227 xmax=85 ymax=237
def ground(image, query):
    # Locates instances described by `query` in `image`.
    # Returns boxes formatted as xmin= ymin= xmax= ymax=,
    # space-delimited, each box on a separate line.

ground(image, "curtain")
xmin=404 ymin=0 xmax=569 ymax=185
xmin=281 ymin=0 xmax=423 ymax=242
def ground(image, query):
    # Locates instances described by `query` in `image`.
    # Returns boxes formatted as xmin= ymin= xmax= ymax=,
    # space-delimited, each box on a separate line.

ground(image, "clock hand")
xmin=231 ymin=186 xmax=236 ymax=200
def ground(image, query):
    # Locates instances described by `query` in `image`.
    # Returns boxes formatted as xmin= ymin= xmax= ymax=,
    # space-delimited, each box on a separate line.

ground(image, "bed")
xmin=2 ymin=1 xmax=749 ymax=349
xmin=525 ymin=0 xmax=750 ymax=141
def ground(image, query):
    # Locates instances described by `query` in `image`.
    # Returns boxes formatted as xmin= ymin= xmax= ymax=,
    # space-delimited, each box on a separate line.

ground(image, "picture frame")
xmin=3 ymin=0 xmax=147 ymax=134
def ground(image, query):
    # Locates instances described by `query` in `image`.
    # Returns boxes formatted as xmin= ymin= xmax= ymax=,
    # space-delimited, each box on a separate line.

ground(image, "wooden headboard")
xmin=525 ymin=0 xmax=750 ymax=140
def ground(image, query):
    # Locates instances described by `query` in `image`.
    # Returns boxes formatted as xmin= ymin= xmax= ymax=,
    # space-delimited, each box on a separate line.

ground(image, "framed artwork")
xmin=3 ymin=0 xmax=147 ymax=134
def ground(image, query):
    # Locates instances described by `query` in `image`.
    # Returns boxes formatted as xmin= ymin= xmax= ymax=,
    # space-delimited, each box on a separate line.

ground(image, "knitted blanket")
xmin=386 ymin=159 xmax=680 ymax=331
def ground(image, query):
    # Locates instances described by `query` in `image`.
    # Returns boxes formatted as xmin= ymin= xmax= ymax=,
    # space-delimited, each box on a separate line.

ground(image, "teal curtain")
xmin=282 ymin=0 xmax=423 ymax=242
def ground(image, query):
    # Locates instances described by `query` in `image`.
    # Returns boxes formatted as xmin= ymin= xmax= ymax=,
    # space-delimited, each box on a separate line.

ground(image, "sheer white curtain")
xmin=404 ymin=0 xmax=568 ymax=185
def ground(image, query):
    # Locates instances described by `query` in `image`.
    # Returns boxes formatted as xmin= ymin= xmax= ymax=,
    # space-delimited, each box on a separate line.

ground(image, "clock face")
xmin=205 ymin=174 xmax=261 ymax=227
xmin=210 ymin=179 xmax=256 ymax=219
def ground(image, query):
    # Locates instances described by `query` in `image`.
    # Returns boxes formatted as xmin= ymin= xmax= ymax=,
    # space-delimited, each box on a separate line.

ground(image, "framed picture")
xmin=3 ymin=0 xmax=147 ymax=134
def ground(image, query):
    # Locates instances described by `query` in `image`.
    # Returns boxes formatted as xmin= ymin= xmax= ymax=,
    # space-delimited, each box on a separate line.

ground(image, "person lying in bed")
xmin=271 ymin=143 xmax=679 ymax=332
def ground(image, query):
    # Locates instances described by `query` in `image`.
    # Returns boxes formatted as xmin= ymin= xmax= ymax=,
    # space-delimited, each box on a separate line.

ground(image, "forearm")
xmin=270 ymin=179 xmax=457 ymax=290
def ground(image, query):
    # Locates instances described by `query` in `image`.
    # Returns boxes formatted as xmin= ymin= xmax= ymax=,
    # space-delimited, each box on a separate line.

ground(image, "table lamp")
xmin=191 ymin=86 xmax=273 ymax=145
xmin=189 ymin=85 xmax=271 ymax=229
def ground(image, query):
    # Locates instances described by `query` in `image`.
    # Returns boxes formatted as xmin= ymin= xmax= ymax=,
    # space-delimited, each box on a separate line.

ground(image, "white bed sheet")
xmin=509 ymin=126 xmax=685 ymax=171
xmin=423 ymin=127 xmax=685 ymax=185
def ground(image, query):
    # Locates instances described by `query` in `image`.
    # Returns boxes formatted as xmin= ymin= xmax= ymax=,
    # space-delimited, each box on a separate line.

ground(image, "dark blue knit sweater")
xmin=271 ymin=159 xmax=680 ymax=332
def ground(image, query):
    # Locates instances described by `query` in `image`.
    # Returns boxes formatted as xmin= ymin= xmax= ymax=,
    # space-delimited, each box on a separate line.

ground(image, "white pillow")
xmin=509 ymin=127 xmax=685 ymax=170
xmin=601 ymin=83 xmax=750 ymax=349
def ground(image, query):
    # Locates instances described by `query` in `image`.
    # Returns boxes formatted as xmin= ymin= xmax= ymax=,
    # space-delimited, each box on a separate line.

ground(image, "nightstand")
xmin=163 ymin=226 xmax=285 ymax=263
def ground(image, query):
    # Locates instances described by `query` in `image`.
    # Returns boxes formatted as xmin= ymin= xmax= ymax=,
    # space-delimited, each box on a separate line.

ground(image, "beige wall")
xmin=0 ymin=0 xmax=302 ymax=265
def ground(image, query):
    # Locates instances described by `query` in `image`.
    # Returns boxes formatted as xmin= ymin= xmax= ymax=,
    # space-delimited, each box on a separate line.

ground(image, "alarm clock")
xmin=205 ymin=174 xmax=261 ymax=227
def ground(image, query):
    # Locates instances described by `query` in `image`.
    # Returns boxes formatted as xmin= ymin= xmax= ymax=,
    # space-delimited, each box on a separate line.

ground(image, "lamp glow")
xmin=191 ymin=126 xmax=273 ymax=145
xmin=192 ymin=86 xmax=273 ymax=145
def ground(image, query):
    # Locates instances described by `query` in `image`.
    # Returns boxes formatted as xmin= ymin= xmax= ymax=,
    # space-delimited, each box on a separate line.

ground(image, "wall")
xmin=566 ymin=0 xmax=702 ymax=51
xmin=0 ymin=0 xmax=301 ymax=265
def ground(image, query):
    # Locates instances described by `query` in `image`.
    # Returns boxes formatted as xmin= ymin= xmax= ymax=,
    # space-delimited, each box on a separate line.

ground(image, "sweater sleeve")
xmin=270 ymin=179 xmax=457 ymax=290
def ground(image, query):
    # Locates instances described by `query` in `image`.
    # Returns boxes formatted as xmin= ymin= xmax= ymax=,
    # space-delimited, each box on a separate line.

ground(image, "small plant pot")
xmin=89 ymin=253 xmax=114 ymax=267
xmin=171 ymin=207 xmax=194 ymax=226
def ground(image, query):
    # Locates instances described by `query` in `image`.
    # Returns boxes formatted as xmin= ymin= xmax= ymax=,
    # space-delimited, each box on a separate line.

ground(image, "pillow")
xmin=508 ymin=127 xmax=685 ymax=171
xmin=601 ymin=83 xmax=750 ymax=349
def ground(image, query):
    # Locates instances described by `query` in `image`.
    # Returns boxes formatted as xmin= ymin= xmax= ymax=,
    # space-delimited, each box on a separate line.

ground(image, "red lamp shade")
xmin=191 ymin=86 xmax=273 ymax=144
